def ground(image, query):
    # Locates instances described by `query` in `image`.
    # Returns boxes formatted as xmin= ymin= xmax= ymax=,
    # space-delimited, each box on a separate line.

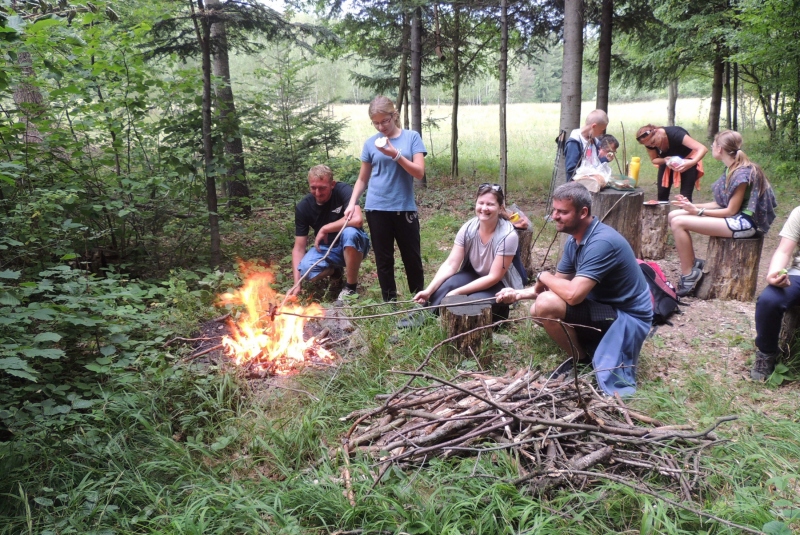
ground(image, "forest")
xmin=1 ymin=0 xmax=799 ymax=533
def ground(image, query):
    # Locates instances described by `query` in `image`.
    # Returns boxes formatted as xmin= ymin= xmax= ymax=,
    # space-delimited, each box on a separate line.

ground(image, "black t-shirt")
xmin=295 ymin=182 xmax=356 ymax=244
xmin=655 ymin=126 xmax=693 ymax=159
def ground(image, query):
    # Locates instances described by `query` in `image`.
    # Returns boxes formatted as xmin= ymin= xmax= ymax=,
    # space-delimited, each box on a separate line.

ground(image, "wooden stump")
xmin=592 ymin=188 xmax=644 ymax=258
xmin=695 ymin=235 xmax=763 ymax=301
xmin=440 ymin=295 xmax=493 ymax=364
xmin=641 ymin=204 xmax=670 ymax=260
xmin=516 ymin=227 xmax=533 ymax=278
xmin=778 ymin=306 xmax=800 ymax=356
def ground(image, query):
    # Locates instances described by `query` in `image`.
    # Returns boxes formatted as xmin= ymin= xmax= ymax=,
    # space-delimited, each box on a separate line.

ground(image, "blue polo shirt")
xmin=557 ymin=217 xmax=650 ymax=314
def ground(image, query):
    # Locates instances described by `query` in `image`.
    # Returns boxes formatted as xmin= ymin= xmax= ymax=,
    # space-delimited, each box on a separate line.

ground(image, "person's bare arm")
xmin=380 ymin=140 xmax=426 ymax=180
xmin=345 ymin=162 xmax=371 ymax=219
xmin=314 ymin=206 xmax=364 ymax=251
xmin=674 ymin=135 xmax=709 ymax=173
xmin=538 ymin=271 xmax=597 ymax=306
xmin=766 ymin=237 xmax=797 ymax=288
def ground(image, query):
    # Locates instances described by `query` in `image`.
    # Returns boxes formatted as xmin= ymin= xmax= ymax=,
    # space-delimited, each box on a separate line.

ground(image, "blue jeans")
xmin=297 ymin=227 xmax=370 ymax=281
xmin=754 ymin=275 xmax=800 ymax=354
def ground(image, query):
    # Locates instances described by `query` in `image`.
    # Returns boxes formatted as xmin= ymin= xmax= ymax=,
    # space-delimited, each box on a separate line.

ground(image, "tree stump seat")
xmin=440 ymin=295 xmax=493 ymax=365
xmin=695 ymin=235 xmax=764 ymax=301
xmin=641 ymin=203 xmax=670 ymax=260
xmin=778 ymin=306 xmax=800 ymax=357
xmin=592 ymin=188 xmax=643 ymax=258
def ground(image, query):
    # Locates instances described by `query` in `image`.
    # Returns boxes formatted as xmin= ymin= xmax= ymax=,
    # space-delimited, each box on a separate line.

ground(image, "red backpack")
xmin=637 ymin=259 xmax=684 ymax=326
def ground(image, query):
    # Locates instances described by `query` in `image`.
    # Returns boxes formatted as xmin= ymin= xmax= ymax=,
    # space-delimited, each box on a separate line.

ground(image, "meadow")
xmin=2 ymin=99 xmax=799 ymax=535
xmin=333 ymin=99 xmax=723 ymax=199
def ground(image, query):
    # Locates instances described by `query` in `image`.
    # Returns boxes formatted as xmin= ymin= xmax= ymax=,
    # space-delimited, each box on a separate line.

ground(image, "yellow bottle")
xmin=509 ymin=212 xmax=521 ymax=223
xmin=628 ymin=156 xmax=641 ymax=186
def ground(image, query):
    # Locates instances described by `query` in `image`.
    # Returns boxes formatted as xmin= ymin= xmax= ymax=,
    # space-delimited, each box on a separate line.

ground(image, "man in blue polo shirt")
xmin=289 ymin=165 xmax=370 ymax=301
xmin=496 ymin=182 xmax=652 ymax=396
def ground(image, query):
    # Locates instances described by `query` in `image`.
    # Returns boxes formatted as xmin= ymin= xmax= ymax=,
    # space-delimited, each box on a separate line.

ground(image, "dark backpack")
xmin=637 ymin=259 xmax=684 ymax=326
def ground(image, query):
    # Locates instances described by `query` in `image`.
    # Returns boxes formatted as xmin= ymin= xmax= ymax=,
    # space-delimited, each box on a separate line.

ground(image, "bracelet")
xmin=697 ymin=208 xmax=706 ymax=216
xmin=393 ymin=149 xmax=402 ymax=162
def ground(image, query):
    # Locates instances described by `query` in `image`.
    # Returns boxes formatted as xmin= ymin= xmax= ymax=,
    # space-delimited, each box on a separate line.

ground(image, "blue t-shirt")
xmin=360 ymin=129 xmax=427 ymax=211
xmin=557 ymin=218 xmax=650 ymax=313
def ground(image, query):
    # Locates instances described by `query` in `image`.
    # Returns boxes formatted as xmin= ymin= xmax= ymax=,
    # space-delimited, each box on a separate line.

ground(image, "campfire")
xmin=218 ymin=261 xmax=338 ymax=376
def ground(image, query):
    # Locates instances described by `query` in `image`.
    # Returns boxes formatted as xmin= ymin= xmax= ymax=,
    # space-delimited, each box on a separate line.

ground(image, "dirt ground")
xmin=505 ymin=180 xmax=800 ymax=410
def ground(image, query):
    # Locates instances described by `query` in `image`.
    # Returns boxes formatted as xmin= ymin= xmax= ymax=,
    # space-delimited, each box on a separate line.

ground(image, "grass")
xmin=2 ymin=99 xmax=800 ymax=534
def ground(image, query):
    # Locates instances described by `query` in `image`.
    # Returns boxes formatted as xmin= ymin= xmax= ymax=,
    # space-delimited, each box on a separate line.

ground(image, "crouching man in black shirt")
xmin=289 ymin=165 xmax=370 ymax=301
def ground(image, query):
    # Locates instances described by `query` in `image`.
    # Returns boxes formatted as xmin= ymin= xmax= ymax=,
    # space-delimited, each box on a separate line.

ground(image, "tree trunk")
xmin=13 ymin=51 xmax=45 ymax=145
xmin=724 ymin=60 xmax=731 ymax=129
xmin=595 ymin=0 xmax=612 ymax=112
xmin=410 ymin=7 xmax=422 ymax=135
xmin=667 ymin=78 xmax=678 ymax=126
xmin=398 ymin=12 xmax=410 ymax=128
xmin=707 ymin=52 xmax=724 ymax=141
xmin=208 ymin=0 xmax=250 ymax=217
xmin=450 ymin=5 xmax=461 ymax=180
xmin=558 ymin=0 xmax=583 ymax=184
xmin=733 ymin=63 xmax=738 ymax=130
xmin=499 ymin=0 xmax=508 ymax=190
xmin=198 ymin=1 xmax=221 ymax=268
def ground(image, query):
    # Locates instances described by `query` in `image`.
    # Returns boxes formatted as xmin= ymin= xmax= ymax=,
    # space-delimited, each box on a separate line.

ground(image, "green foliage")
xmin=242 ymin=44 xmax=349 ymax=202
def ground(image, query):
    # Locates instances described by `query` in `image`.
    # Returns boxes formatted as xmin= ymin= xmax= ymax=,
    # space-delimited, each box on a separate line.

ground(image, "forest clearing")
xmin=2 ymin=0 xmax=800 ymax=533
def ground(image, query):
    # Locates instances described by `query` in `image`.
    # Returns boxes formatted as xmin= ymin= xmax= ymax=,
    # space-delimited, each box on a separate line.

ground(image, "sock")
xmin=345 ymin=282 xmax=357 ymax=292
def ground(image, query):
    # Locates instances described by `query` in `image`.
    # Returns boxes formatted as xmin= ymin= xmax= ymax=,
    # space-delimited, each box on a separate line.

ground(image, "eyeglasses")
xmin=371 ymin=117 xmax=394 ymax=128
xmin=478 ymin=183 xmax=503 ymax=193
xmin=636 ymin=130 xmax=653 ymax=142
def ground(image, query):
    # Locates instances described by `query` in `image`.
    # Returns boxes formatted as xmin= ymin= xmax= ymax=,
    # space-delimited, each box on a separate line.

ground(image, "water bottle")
xmin=628 ymin=157 xmax=641 ymax=186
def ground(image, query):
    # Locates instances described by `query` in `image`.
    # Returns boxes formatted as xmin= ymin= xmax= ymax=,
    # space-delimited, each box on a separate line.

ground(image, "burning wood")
xmin=341 ymin=368 xmax=733 ymax=498
xmin=216 ymin=261 xmax=339 ymax=376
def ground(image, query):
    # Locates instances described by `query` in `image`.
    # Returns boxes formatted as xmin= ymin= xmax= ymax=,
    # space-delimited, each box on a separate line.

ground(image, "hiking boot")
xmin=676 ymin=267 xmax=703 ymax=297
xmin=693 ymin=258 xmax=705 ymax=271
xmin=750 ymin=350 xmax=778 ymax=381
xmin=336 ymin=287 xmax=358 ymax=302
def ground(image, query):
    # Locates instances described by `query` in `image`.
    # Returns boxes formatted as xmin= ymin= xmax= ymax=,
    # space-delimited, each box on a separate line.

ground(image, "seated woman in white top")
xmin=407 ymin=183 xmax=524 ymax=325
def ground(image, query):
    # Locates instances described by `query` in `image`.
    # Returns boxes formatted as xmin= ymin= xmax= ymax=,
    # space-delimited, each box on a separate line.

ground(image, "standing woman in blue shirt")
xmin=345 ymin=96 xmax=428 ymax=301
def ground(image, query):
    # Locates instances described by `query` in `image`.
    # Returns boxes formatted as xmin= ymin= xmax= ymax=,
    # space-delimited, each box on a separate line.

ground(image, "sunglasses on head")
xmin=478 ymin=183 xmax=503 ymax=193
xmin=636 ymin=130 xmax=654 ymax=142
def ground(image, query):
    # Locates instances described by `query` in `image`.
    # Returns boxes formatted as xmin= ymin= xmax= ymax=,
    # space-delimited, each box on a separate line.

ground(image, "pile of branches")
xmin=341 ymin=368 xmax=735 ymax=501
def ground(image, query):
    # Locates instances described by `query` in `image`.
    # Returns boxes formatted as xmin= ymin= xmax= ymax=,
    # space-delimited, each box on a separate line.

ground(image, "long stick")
xmin=558 ymin=470 xmax=763 ymax=535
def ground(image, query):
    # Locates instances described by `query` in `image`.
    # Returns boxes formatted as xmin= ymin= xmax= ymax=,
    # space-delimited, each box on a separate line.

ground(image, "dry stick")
xmin=184 ymin=343 xmax=223 ymax=361
xmin=601 ymin=191 xmax=634 ymax=223
xmin=556 ymin=470 xmax=763 ymax=535
xmin=163 ymin=335 xmax=220 ymax=347
xmin=340 ymin=441 xmax=356 ymax=507
xmin=621 ymin=122 xmax=628 ymax=175
xmin=275 ymin=295 xmax=502 ymax=321
xmin=613 ymin=392 xmax=635 ymax=427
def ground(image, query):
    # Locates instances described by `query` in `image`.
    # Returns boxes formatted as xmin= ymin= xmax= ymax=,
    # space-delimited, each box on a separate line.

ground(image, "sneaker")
xmin=548 ymin=356 xmax=591 ymax=381
xmin=676 ymin=266 xmax=703 ymax=297
xmin=693 ymin=258 xmax=705 ymax=271
xmin=397 ymin=310 xmax=431 ymax=329
xmin=750 ymin=350 xmax=777 ymax=381
xmin=336 ymin=287 xmax=358 ymax=303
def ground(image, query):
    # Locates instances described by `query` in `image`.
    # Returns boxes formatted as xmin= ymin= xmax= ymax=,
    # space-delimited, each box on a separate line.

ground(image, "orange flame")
xmin=219 ymin=261 xmax=336 ymax=375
